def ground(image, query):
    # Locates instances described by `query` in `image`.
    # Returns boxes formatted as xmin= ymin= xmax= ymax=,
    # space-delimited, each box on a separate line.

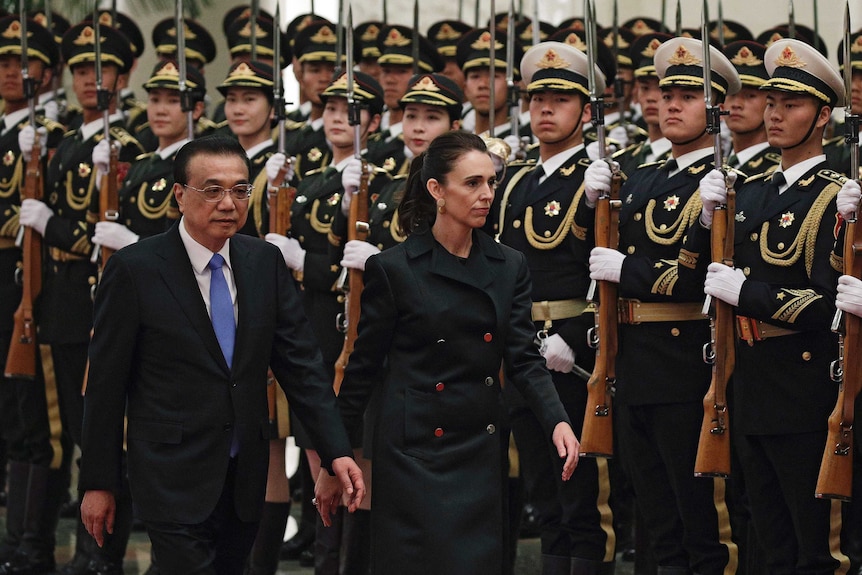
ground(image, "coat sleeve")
xmin=504 ymin=251 xmax=571 ymax=438
xmin=79 ymin=254 xmax=140 ymax=493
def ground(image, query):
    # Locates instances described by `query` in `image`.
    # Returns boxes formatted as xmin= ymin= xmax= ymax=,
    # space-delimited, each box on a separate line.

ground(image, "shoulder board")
xmin=367 ymin=132 xmax=383 ymax=143
xmin=392 ymin=173 xmax=409 ymax=181
xmin=612 ymin=141 xmax=640 ymax=159
xmin=134 ymin=122 xmax=150 ymax=134
xmin=816 ymin=169 xmax=847 ymax=186
xmin=197 ymin=117 xmax=218 ymax=130
xmin=215 ymin=119 xmax=230 ymax=130
xmin=64 ymin=129 xmax=80 ymax=140
xmin=285 ymin=119 xmax=306 ymax=131
xmin=764 ymin=152 xmax=782 ymax=164
xmin=370 ymin=165 xmax=390 ymax=175
xmin=637 ymin=160 xmax=664 ymax=170
xmin=109 ymin=126 xmax=140 ymax=147
xmin=743 ymin=170 xmax=772 ymax=183
xmin=577 ymin=158 xmax=592 ymax=168
xmin=823 ymin=135 xmax=845 ymax=146
xmin=135 ymin=151 xmax=156 ymax=162
xmin=36 ymin=116 xmax=65 ymax=133
xmin=506 ymin=158 xmax=537 ymax=169
xmin=305 ymin=167 xmax=327 ymax=177
xmin=526 ymin=141 xmax=540 ymax=152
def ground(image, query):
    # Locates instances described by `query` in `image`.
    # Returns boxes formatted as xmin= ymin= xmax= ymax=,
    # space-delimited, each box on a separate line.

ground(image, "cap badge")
xmin=604 ymin=31 xmax=629 ymax=50
xmin=361 ymin=24 xmax=380 ymax=42
xmin=239 ymin=21 xmax=269 ymax=40
xmin=167 ymin=24 xmax=198 ymax=41
xmin=561 ymin=33 xmax=587 ymax=51
xmin=228 ymin=62 xmax=257 ymax=78
xmin=310 ymin=25 xmax=336 ymax=44
xmin=411 ymin=76 xmax=440 ymax=91
xmin=471 ymin=31 xmax=503 ymax=51
xmin=775 ymin=46 xmax=805 ymax=69
xmin=629 ymin=20 xmax=657 ymax=36
xmin=435 ymin=23 xmax=461 ymax=41
xmin=73 ymin=26 xmax=98 ymax=46
xmin=1 ymin=20 xmax=25 ymax=40
xmin=536 ymin=48 xmax=570 ymax=70
xmin=642 ymin=38 xmax=662 ymax=57
xmin=731 ymin=46 xmax=762 ymax=66
xmin=157 ymin=61 xmax=180 ymax=77
xmin=668 ymin=45 xmax=700 ymax=66
xmin=853 ymin=36 xmax=862 ymax=53
xmin=384 ymin=28 xmax=410 ymax=47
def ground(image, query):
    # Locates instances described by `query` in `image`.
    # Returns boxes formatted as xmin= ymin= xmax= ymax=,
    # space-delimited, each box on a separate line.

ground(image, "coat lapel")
xmin=230 ymin=237 xmax=255 ymax=375
xmin=407 ymin=230 xmax=504 ymax=292
xmin=157 ymin=224 xmax=231 ymax=374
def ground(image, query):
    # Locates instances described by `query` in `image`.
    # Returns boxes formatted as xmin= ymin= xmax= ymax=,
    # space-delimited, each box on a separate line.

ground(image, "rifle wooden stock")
xmin=268 ymin=172 xmax=296 ymax=236
xmin=580 ymin=172 xmax=622 ymax=458
xmin=693 ymin=189 xmax=735 ymax=478
xmin=332 ymin=161 xmax=370 ymax=395
xmin=98 ymin=142 xmax=120 ymax=266
xmin=815 ymin=218 xmax=862 ymax=500
xmin=5 ymin=139 xmax=43 ymax=379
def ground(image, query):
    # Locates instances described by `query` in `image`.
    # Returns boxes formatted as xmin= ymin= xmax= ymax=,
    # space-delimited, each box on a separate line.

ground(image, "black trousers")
xmin=144 ymin=458 xmax=260 ymax=575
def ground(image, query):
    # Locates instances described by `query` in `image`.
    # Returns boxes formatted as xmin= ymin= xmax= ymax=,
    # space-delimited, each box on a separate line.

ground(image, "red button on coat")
xmin=435 ymin=382 xmax=445 ymax=391
xmin=484 ymin=333 xmax=492 ymax=342
xmin=434 ymin=428 xmax=444 ymax=437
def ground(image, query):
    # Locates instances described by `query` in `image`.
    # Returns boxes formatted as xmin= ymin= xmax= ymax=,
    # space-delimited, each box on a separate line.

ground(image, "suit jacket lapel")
xmin=407 ymin=230 xmax=502 ymax=292
xmin=157 ymin=224 xmax=231 ymax=374
xmin=230 ymin=238 xmax=254 ymax=374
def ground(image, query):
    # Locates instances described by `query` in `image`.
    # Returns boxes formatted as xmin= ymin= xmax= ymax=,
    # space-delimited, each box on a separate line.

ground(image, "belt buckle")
xmin=617 ymin=299 xmax=637 ymax=325
xmin=736 ymin=316 xmax=759 ymax=346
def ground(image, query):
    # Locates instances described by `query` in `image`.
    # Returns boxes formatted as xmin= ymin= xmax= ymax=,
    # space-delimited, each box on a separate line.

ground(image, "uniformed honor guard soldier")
xmin=354 ymin=20 xmax=384 ymax=82
xmin=493 ymin=40 xmax=617 ymax=575
xmin=612 ymin=32 xmax=674 ymax=177
xmin=367 ymin=24 xmax=444 ymax=176
xmin=285 ymin=13 xmax=327 ymax=124
xmin=722 ymin=40 xmax=781 ymax=176
xmin=689 ymin=38 xmax=851 ymax=574
xmin=0 ymin=15 xmax=67 ymax=575
xmin=265 ymin=71 xmax=386 ymax=575
xmin=586 ymin=36 xmax=741 ymax=575
xmin=14 ymin=19 xmax=143 ymax=575
xmin=427 ymin=19 xmax=472 ymax=95
xmin=29 ymin=10 xmax=72 ymax=127
xmin=281 ymin=19 xmax=341 ymax=182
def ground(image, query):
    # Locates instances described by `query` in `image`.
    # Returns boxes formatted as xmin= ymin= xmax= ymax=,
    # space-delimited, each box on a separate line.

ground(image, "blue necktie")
xmin=208 ymin=254 xmax=235 ymax=368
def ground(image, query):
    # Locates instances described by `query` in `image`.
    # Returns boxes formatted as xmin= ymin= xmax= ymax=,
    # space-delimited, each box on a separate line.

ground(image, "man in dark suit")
xmin=78 ymin=136 xmax=363 ymax=575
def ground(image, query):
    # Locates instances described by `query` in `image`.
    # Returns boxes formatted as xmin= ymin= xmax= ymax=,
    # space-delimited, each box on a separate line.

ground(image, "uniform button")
xmin=434 ymin=427 xmax=444 ymax=437
xmin=750 ymin=232 xmax=758 ymax=241
xmin=670 ymin=328 xmax=680 ymax=336
xmin=484 ymin=333 xmax=493 ymax=342
xmin=484 ymin=376 xmax=494 ymax=386
xmin=232 ymin=382 xmax=237 ymax=387
xmin=513 ymin=220 xmax=521 ymax=229
xmin=486 ymin=424 xmax=496 ymax=434
xmin=777 ymin=242 xmax=785 ymax=250
xmin=627 ymin=246 xmax=635 ymax=254
xmin=634 ymin=213 xmax=642 ymax=221
xmin=435 ymin=382 xmax=445 ymax=391
xmin=743 ymin=267 xmax=751 ymax=276
xmin=802 ymin=351 xmax=812 ymax=361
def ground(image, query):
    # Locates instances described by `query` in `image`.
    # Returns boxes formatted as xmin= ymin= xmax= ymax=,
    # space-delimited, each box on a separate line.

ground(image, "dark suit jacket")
xmin=79 ymin=223 xmax=352 ymax=524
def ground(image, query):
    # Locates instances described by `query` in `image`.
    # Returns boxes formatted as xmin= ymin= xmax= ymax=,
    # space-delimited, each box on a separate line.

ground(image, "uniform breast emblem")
xmin=382 ymin=157 xmax=396 ymax=171
xmin=544 ymin=200 xmax=561 ymax=216
xmin=327 ymin=193 xmax=341 ymax=206
xmin=735 ymin=211 xmax=746 ymax=222
xmin=663 ymin=195 xmax=680 ymax=211
xmin=779 ymin=212 xmax=795 ymax=228
xmin=296 ymin=195 xmax=308 ymax=204
xmin=3 ymin=150 xmax=14 ymax=166
xmin=152 ymin=178 xmax=166 ymax=192
xmin=78 ymin=163 xmax=91 ymax=177
xmin=307 ymin=148 xmax=322 ymax=162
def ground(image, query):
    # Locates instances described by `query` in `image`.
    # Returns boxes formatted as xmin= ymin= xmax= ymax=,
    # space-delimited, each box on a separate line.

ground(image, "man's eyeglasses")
xmin=183 ymin=183 xmax=254 ymax=203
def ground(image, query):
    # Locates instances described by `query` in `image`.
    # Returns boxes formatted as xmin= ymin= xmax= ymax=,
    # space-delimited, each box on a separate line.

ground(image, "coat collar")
xmin=404 ymin=228 xmax=505 ymax=291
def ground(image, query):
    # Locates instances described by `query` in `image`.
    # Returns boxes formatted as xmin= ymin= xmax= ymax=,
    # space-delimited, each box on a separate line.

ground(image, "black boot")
xmin=340 ymin=509 xmax=371 ymax=575
xmin=542 ymin=555 xmax=571 ymax=575
xmin=246 ymin=502 xmax=291 ymax=575
xmin=281 ymin=461 xmax=316 ymax=561
xmin=53 ymin=517 xmax=93 ymax=575
xmin=0 ymin=462 xmax=28 ymax=563
xmin=313 ymin=508 xmax=343 ymax=575
xmin=86 ymin=478 xmax=133 ymax=575
xmin=0 ymin=464 xmax=59 ymax=575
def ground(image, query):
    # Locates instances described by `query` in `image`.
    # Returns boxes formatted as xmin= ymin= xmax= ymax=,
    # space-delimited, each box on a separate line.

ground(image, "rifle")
xmin=694 ymin=0 xmax=733 ymax=478
xmin=269 ymin=3 xmax=296 ymax=237
xmin=816 ymin=1 xmax=860 ymax=501
xmin=333 ymin=9 xmax=370 ymax=395
xmin=581 ymin=0 xmax=618 ymax=458
xmin=505 ymin=0 xmax=521 ymax=153
xmin=5 ymin=9 xmax=42 ymax=380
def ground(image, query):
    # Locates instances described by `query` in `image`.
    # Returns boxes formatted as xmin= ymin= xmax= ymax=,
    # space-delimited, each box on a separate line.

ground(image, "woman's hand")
xmin=552 ymin=422 xmax=580 ymax=481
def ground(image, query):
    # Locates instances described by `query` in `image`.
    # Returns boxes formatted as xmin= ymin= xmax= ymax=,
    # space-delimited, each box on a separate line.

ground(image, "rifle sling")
xmin=531 ymin=298 xmax=593 ymax=323
xmin=617 ymin=299 xmax=705 ymax=324
xmin=0 ymin=237 xmax=16 ymax=249
xmin=736 ymin=315 xmax=799 ymax=345
xmin=48 ymin=247 xmax=87 ymax=262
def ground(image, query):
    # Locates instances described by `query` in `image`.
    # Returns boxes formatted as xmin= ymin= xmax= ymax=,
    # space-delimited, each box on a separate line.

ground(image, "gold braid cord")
xmin=309 ymin=196 xmax=338 ymax=235
xmin=136 ymin=182 xmax=173 ymax=221
xmin=645 ymin=193 xmax=702 ymax=246
xmin=771 ymin=288 xmax=823 ymax=324
xmin=758 ymin=182 xmax=839 ymax=278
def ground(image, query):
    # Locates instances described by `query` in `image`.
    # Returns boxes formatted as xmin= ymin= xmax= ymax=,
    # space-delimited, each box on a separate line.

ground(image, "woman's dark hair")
xmin=397 ymin=131 xmax=487 ymax=235
xmin=173 ymin=136 xmax=250 ymax=185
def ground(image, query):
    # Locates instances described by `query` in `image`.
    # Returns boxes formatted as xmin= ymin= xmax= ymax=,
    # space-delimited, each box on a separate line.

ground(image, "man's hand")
xmin=699 ymin=169 xmax=734 ymax=227
xmin=80 ymin=490 xmax=115 ymax=548
xmin=19 ymin=198 xmax=53 ymax=235
xmin=93 ymin=221 xmax=139 ymax=251
xmin=265 ymin=152 xmax=295 ymax=189
xmin=584 ymin=159 xmax=613 ymax=208
xmin=837 ymin=179 xmax=862 ymax=221
xmin=265 ymin=233 xmax=306 ymax=272
xmin=589 ymin=246 xmax=625 ymax=283
xmin=837 ymin=274 xmax=862 ymax=318
xmin=315 ymin=457 xmax=366 ymax=526
xmin=341 ymin=240 xmax=380 ymax=271
xmin=704 ymin=262 xmax=746 ymax=306
xmin=18 ymin=125 xmax=47 ymax=162
xmin=552 ymin=422 xmax=580 ymax=481
xmin=541 ymin=334 xmax=575 ymax=373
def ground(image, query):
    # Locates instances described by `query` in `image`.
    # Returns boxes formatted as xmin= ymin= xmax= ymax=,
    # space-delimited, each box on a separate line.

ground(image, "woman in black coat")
xmin=315 ymin=132 xmax=578 ymax=575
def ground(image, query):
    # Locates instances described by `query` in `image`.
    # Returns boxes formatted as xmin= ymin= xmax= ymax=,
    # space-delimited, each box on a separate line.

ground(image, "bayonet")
xmin=176 ymin=0 xmax=194 ymax=139
xmin=334 ymin=0 xmax=344 ymax=78
xmin=814 ymin=0 xmax=820 ymax=54
xmin=675 ymin=0 xmax=682 ymax=38
xmin=788 ymin=0 xmax=795 ymax=39
xmin=274 ymin=2 xmax=286 ymax=154
xmin=661 ymin=0 xmax=667 ymax=34
xmin=382 ymin=0 xmax=388 ymax=24
xmin=474 ymin=0 xmax=479 ymax=29
xmin=347 ymin=7 xmax=361 ymax=160
xmin=843 ymin=0 xmax=858 ymax=216
xmin=20 ymin=1 xmax=35 ymax=129
xmin=457 ymin=0 xmax=462 ymax=25
xmin=585 ymin=0 xmax=605 ymax=160
xmin=506 ymin=0 xmax=518 ymax=139
xmin=702 ymin=0 xmax=722 ymax=171
xmin=250 ymin=0 xmax=259 ymax=60
xmin=488 ymin=0 xmax=496 ymax=138
xmin=411 ymin=0 xmax=419 ymax=76
xmin=94 ymin=1 xmax=111 ymax=145
xmin=717 ymin=1 xmax=725 ymax=46
xmin=531 ymin=0 xmax=538 ymax=47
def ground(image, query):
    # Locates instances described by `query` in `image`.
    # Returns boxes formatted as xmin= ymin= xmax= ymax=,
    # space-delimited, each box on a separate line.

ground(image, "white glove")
xmin=92 ymin=139 xmax=111 ymax=176
xmin=586 ymin=140 xmax=617 ymax=162
xmin=584 ymin=159 xmax=613 ymax=208
xmin=19 ymin=198 xmax=53 ymax=235
xmin=340 ymin=240 xmax=380 ymax=271
xmin=704 ymin=262 xmax=746 ymax=306
xmin=837 ymin=274 xmax=862 ymax=318
xmin=837 ymin=179 xmax=862 ymax=221
xmin=265 ymin=152 xmax=295 ymax=189
xmin=18 ymin=125 xmax=47 ymax=162
xmin=504 ymin=135 xmax=521 ymax=162
xmin=541 ymin=333 xmax=575 ymax=373
xmin=589 ymin=246 xmax=625 ymax=283
xmin=608 ymin=125 xmax=629 ymax=149
xmin=340 ymin=158 xmax=365 ymax=216
xmin=43 ymin=99 xmax=59 ymax=122
xmin=699 ymin=169 xmax=736 ymax=227
xmin=93 ymin=221 xmax=139 ymax=251
xmin=265 ymin=233 xmax=306 ymax=272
